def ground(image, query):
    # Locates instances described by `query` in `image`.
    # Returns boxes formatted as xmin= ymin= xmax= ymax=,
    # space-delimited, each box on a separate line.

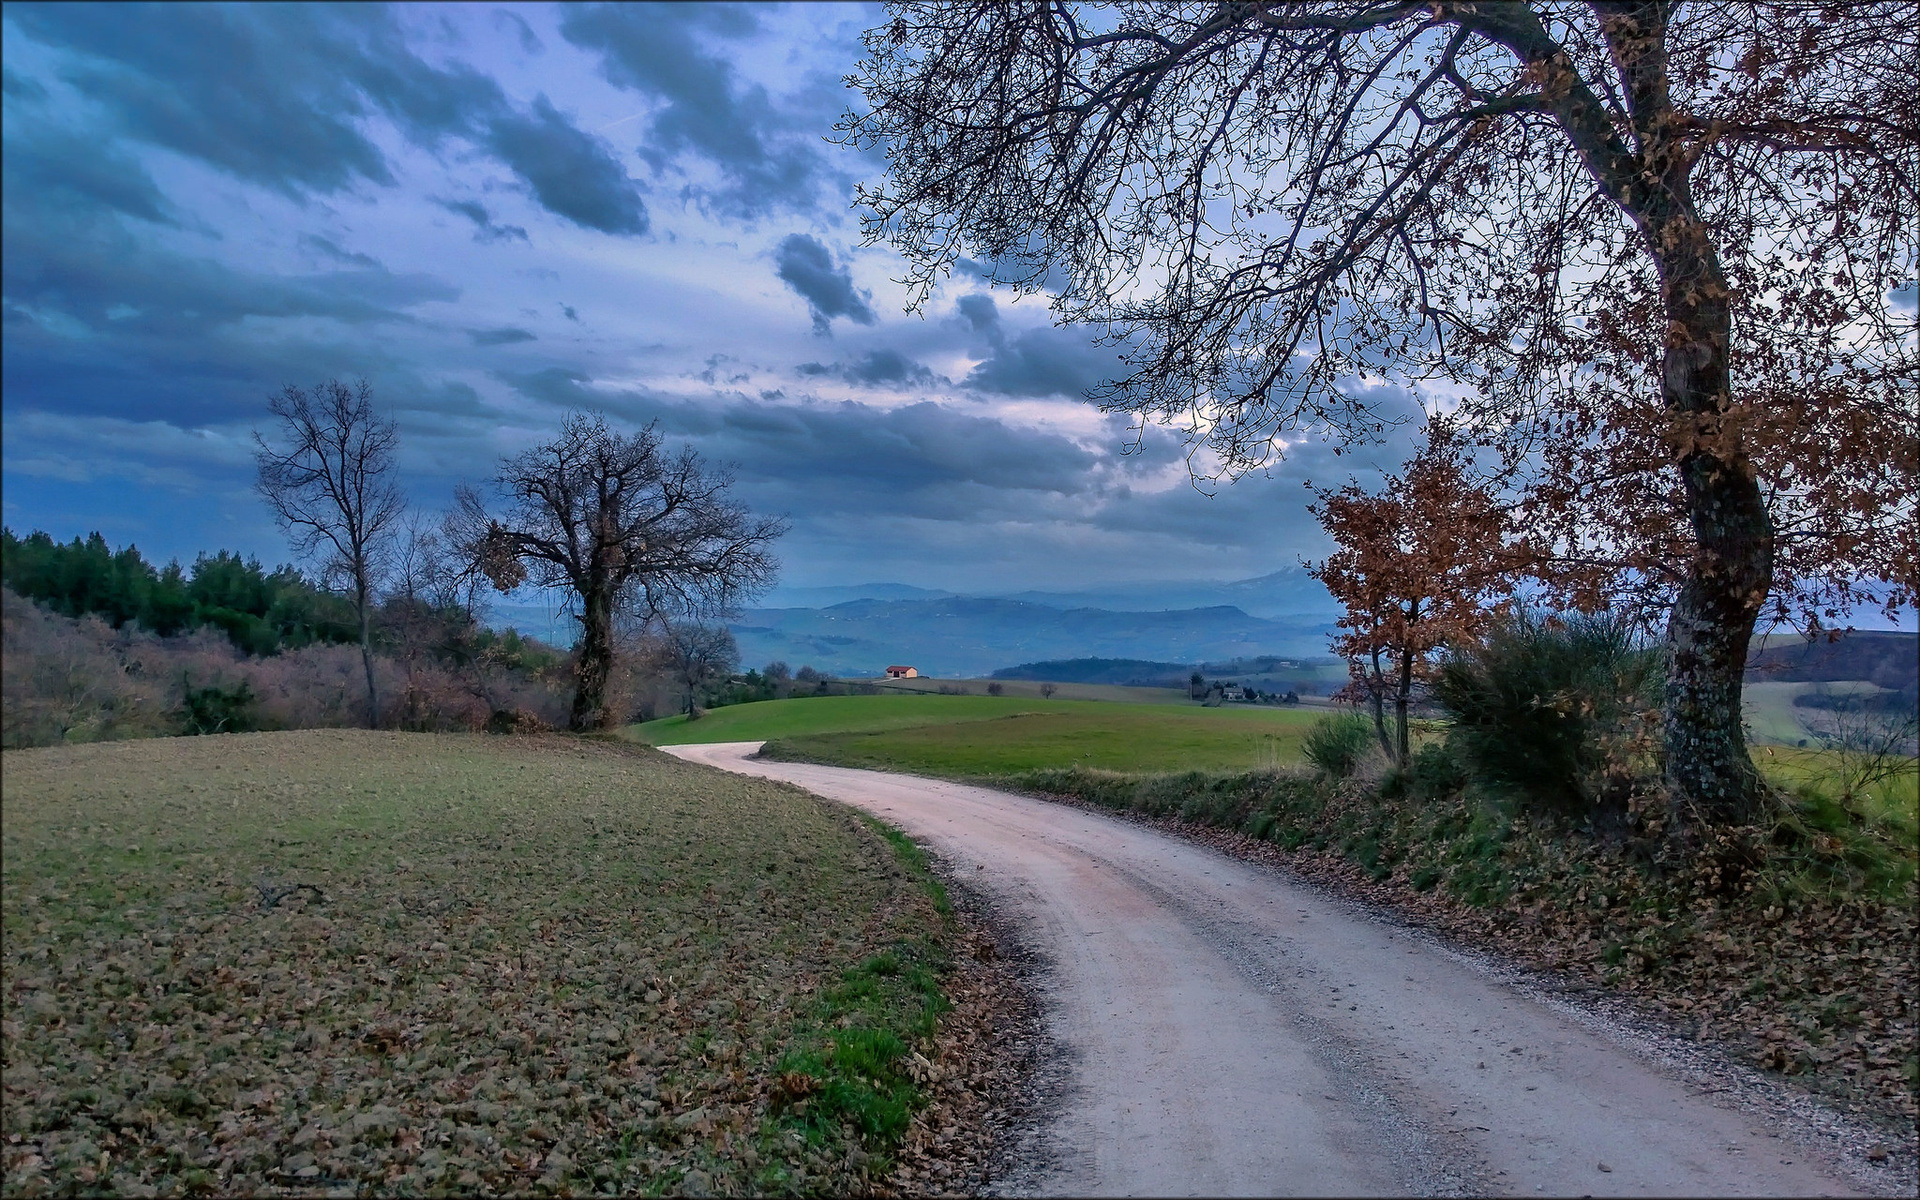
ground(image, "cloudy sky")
xmin=1 ymin=1 xmax=1423 ymax=595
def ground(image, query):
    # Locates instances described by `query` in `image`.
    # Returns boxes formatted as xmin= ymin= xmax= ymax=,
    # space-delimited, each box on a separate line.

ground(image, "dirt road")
xmin=665 ymin=742 xmax=1881 ymax=1197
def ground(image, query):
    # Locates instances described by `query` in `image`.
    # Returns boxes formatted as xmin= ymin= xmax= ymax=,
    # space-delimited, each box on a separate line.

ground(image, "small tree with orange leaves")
xmin=1310 ymin=420 xmax=1517 ymax=767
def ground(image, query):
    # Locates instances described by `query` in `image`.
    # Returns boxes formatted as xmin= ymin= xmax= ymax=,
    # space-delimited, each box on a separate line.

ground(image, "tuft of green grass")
xmin=753 ymin=813 xmax=958 ymax=1191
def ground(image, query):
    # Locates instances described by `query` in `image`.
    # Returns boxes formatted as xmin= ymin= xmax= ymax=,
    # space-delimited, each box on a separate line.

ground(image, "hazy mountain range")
xmin=490 ymin=570 xmax=1342 ymax=679
xmin=761 ymin=569 xmax=1336 ymax=621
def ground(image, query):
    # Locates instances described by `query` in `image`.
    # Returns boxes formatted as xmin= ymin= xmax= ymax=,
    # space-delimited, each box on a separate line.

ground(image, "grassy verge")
xmin=750 ymin=815 xmax=956 ymax=1192
xmin=2 ymin=730 xmax=964 ymax=1197
xmin=761 ymin=728 xmax=1918 ymax=1127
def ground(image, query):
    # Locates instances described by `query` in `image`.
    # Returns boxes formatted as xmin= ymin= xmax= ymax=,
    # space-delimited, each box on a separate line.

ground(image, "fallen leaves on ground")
xmin=1 ymin=730 xmax=1007 ymax=1197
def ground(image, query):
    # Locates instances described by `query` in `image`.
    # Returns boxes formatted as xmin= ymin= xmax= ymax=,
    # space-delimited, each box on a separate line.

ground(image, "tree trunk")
xmin=1366 ymin=649 xmax=1393 ymax=759
xmin=357 ymin=571 xmax=379 ymax=730
xmin=570 ymin=584 xmax=615 ymax=731
xmin=1393 ymin=648 xmax=1414 ymax=768
xmin=1654 ymin=224 xmax=1772 ymax=824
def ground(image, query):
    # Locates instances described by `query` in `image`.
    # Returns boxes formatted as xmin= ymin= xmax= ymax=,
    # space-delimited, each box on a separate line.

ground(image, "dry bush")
xmin=2 ymin=590 xmax=172 ymax=747
xmin=2 ymin=588 xmax=570 ymax=746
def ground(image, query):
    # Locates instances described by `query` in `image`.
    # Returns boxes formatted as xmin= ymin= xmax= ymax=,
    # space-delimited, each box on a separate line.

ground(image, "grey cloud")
xmin=3 ymin=65 xmax=50 ymax=101
xmin=793 ymin=350 xmax=941 ymax=388
xmin=774 ymin=234 xmax=874 ymax=335
xmin=483 ymin=95 xmax=648 ymax=236
xmin=492 ymin=8 xmax=543 ymax=55
xmin=8 ymin=4 xmax=646 ymax=235
xmin=469 ymin=327 xmax=537 ymax=346
xmin=965 ymin=324 xmax=1125 ymax=399
xmin=956 ymin=293 xmax=1000 ymax=333
xmin=299 ymin=235 xmax=381 ymax=269
xmin=2 ymin=208 xmax=458 ymax=342
xmin=559 ymin=2 xmax=833 ymax=217
xmin=435 ymin=199 xmax=529 ymax=244
xmin=491 ymin=370 xmax=1099 ymax=521
xmin=843 ymin=350 xmax=938 ymax=387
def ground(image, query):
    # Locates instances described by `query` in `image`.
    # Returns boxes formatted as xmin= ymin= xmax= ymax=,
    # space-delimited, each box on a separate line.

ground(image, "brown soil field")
xmin=1 ymin=730 xmax=990 ymax=1197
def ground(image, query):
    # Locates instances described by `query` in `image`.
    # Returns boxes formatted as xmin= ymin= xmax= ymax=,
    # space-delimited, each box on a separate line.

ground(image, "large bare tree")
xmin=844 ymin=1 xmax=1918 ymax=822
xmin=254 ymin=378 xmax=405 ymax=728
xmin=455 ymin=413 xmax=784 ymax=731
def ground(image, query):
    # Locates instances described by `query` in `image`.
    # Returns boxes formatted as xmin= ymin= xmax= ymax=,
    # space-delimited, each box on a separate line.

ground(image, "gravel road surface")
xmin=664 ymin=741 xmax=1880 ymax=1198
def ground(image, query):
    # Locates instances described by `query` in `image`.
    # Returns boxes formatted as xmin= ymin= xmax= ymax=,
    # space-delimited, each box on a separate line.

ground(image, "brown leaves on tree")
xmin=1309 ymin=417 xmax=1519 ymax=764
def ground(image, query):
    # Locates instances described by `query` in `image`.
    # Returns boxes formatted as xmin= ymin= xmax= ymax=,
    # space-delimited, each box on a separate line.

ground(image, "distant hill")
xmin=730 ymin=597 xmax=1337 ymax=679
xmin=987 ymin=568 xmax=1338 ymax=621
xmin=760 ymin=582 xmax=958 ymax=608
xmin=991 ymin=658 xmax=1195 ymax=687
xmin=1746 ymin=630 xmax=1917 ymax=691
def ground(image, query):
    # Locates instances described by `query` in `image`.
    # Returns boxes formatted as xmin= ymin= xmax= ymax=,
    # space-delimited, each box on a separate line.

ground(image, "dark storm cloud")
xmin=791 ymin=350 xmax=941 ymax=387
xmin=955 ymin=293 xmax=999 ymax=333
xmin=1 ymin=130 xmax=180 ymax=228
xmin=959 ymin=294 xmax=1124 ymax=398
xmin=469 ymin=327 xmax=537 ymax=346
xmin=560 ymin=2 xmax=833 ymax=217
xmin=774 ymin=235 xmax=875 ymax=335
xmin=3 ymin=215 xmax=457 ymax=343
xmin=843 ymin=350 xmax=938 ymax=387
xmin=483 ymin=95 xmax=649 ymax=236
xmin=6 ymin=4 xmax=646 ymax=235
xmin=492 ymin=368 xmax=1099 ymax=520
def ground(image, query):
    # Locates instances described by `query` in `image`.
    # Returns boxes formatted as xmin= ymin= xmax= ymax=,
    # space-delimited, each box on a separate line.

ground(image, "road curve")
xmin=664 ymin=741 xmax=1867 ymax=1198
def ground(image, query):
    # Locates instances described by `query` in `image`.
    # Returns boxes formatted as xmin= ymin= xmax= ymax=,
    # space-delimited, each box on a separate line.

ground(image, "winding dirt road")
xmin=665 ymin=742 xmax=1880 ymax=1198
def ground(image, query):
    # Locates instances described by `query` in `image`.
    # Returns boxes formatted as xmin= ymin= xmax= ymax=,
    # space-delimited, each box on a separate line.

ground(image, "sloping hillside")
xmin=1746 ymin=629 xmax=1917 ymax=691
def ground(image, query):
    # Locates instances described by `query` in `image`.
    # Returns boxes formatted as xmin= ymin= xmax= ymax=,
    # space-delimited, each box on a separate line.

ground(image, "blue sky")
xmin=0 ymin=2 xmax=1424 ymax=594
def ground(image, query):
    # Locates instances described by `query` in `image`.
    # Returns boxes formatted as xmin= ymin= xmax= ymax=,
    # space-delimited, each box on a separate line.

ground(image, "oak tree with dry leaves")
xmin=844 ymin=1 xmax=1919 ymax=821
xmin=453 ymin=413 xmax=784 ymax=731
xmin=1310 ymin=419 xmax=1517 ymax=765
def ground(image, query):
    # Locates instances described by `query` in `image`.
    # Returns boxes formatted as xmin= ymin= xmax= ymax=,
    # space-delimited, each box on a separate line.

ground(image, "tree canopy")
xmin=845 ymin=0 xmax=1919 ymax=819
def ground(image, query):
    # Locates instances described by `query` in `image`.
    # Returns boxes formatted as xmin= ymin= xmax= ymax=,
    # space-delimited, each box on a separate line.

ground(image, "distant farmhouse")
xmin=885 ymin=665 xmax=918 ymax=679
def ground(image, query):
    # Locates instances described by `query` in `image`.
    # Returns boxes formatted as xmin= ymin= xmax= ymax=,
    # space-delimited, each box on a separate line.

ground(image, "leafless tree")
xmin=647 ymin=620 xmax=740 ymax=718
xmin=254 ymin=379 xmax=405 ymax=728
xmin=453 ymin=413 xmax=784 ymax=731
xmin=843 ymin=2 xmax=1919 ymax=822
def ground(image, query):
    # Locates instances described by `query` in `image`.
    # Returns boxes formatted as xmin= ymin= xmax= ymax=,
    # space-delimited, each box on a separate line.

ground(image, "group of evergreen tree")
xmin=1 ymin=528 xmax=358 ymax=656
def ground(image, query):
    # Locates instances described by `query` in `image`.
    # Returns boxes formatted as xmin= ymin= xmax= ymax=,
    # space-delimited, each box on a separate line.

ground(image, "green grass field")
xmin=759 ymin=703 xmax=1325 ymax=776
xmin=1 ymin=731 xmax=956 ymax=1196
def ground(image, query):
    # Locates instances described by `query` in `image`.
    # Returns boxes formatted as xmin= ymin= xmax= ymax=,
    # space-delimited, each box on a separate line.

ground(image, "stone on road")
xmin=665 ymin=741 xmax=1869 ymax=1198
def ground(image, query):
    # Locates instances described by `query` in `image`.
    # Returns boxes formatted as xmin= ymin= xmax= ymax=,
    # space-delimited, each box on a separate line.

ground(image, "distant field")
xmin=1 ymin=731 xmax=953 ymax=1196
xmin=632 ymin=694 xmax=1040 ymax=745
xmin=763 ymin=704 xmax=1324 ymax=776
xmin=1743 ymin=680 xmax=1901 ymax=747
xmin=864 ymin=676 xmax=1194 ymax=704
